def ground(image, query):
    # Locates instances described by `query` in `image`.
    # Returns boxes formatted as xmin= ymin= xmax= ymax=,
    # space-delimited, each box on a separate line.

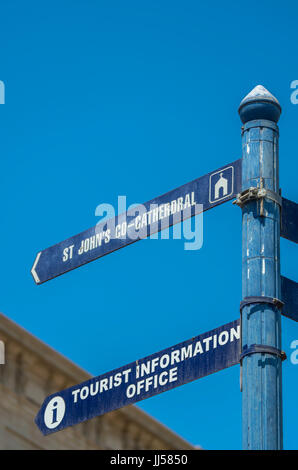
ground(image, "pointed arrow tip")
xmin=31 ymin=252 xmax=41 ymax=284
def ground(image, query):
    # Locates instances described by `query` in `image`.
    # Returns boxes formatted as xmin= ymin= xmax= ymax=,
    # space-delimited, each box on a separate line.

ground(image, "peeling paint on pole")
xmin=239 ymin=85 xmax=283 ymax=450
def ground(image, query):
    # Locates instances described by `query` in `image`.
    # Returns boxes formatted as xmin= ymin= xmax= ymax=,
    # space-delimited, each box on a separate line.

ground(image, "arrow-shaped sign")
xmin=31 ymin=159 xmax=242 ymax=284
xmin=35 ymin=319 xmax=240 ymax=435
xmin=281 ymin=197 xmax=298 ymax=244
xmin=281 ymin=275 xmax=298 ymax=322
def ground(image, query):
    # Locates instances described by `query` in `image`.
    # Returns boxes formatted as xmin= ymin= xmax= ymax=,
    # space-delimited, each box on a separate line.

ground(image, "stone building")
xmin=0 ymin=313 xmax=194 ymax=450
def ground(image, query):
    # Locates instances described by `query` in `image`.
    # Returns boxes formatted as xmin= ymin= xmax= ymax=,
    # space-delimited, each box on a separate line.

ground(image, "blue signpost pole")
xmin=238 ymin=85 xmax=283 ymax=450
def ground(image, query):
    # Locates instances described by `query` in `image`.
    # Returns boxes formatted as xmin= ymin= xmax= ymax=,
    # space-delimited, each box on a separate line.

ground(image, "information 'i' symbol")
xmin=44 ymin=396 xmax=66 ymax=429
xmin=51 ymin=401 xmax=59 ymax=424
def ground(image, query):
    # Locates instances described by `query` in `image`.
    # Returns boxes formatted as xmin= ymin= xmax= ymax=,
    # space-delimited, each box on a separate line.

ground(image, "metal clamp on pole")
xmin=240 ymin=296 xmax=284 ymax=313
xmin=240 ymin=344 xmax=287 ymax=364
xmin=233 ymin=186 xmax=282 ymax=211
xmin=239 ymin=295 xmax=284 ymax=392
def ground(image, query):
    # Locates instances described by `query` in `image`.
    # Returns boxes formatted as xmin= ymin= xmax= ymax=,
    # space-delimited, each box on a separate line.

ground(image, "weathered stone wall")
xmin=0 ymin=313 xmax=194 ymax=450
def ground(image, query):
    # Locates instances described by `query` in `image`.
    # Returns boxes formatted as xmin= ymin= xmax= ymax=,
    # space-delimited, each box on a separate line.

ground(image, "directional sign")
xmin=281 ymin=275 xmax=298 ymax=322
xmin=281 ymin=197 xmax=298 ymax=244
xmin=31 ymin=159 xmax=242 ymax=284
xmin=35 ymin=319 xmax=240 ymax=435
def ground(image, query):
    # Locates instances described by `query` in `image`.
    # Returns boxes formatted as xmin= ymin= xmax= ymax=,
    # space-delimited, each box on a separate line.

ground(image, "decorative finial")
xmin=238 ymin=85 xmax=281 ymax=124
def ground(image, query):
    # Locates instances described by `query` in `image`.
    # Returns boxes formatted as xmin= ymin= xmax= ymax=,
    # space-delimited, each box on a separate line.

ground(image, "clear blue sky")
xmin=0 ymin=0 xmax=298 ymax=450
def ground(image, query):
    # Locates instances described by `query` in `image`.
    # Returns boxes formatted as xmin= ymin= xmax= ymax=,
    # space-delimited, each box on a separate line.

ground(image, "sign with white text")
xmin=31 ymin=159 xmax=242 ymax=284
xmin=35 ymin=319 xmax=240 ymax=435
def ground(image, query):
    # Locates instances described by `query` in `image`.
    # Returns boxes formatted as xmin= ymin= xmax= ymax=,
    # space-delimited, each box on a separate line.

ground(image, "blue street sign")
xmin=281 ymin=197 xmax=298 ymax=244
xmin=35 ymin=319 xmax=240 ymax=435
xmin=31 ymin=159 xmax=242 ymax=284
xmin=281 ymin=275 xmax=298 ymax=322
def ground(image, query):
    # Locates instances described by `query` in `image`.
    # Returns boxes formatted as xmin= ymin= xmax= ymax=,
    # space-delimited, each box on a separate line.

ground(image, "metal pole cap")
xmin=238 ymin=85 xmax=281 ymax=124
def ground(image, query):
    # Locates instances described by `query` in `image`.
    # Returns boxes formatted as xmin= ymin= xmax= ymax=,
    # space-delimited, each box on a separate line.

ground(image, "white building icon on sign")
xmin=214 ymin=172 xmax=228 ymax=199
xmin=209 ymin=166 xmax=234 ymax=203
